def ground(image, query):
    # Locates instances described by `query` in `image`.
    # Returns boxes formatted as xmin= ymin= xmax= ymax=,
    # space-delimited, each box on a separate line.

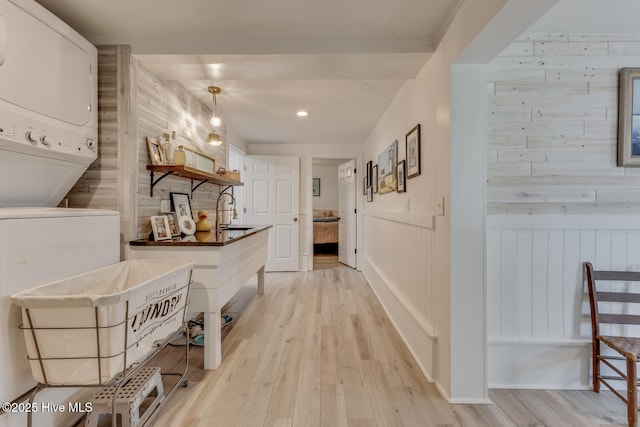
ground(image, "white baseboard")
xmin=488 ymin=338 xmax=591 ymax=389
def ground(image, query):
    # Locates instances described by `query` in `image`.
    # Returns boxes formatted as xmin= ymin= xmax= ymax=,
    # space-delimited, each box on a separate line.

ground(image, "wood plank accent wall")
xmin=67 ymin=46 xmax=231 ymax=241
xmin=134 ymin=60 xmax=228 ymax=239
xmin=65 ymin=45 xmax=138 ymax=243
xmin=487 ymin=33 xmax=640 ymax=214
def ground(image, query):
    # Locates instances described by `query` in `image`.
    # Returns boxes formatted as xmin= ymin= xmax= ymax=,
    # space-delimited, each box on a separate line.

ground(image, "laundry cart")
xmin=11 ymin=259 xmax=195 ymax=427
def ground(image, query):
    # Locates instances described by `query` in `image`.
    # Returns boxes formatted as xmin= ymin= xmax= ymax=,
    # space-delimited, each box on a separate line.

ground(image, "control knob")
xmin=39 ymin=135 xmax=50 ymax=146
xmin=86 ymin=138 xmax=96 ymax=149
xmin=25 ymin=131 xmax=36 ymax=143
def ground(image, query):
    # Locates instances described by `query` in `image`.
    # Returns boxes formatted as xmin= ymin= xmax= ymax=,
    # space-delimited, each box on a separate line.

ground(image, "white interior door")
xmin=245 ymin=155 xmax=300 ymax=271
xmin=338 ymin=160 xmax=357 ymax=268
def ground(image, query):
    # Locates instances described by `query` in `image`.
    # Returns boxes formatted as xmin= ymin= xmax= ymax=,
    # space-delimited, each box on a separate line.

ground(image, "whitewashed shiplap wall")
xmin=487 ymin=33 xmax=640 ymax=214
xmin=134 ymin=60 xmax=228 ymax=239
xmin=361 ymin=212 xmax=437 ymax=381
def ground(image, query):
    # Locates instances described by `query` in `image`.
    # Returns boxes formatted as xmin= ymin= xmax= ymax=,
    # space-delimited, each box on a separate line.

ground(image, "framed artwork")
xmin=618 ymin=68 xmax=640 ymax=166
xmin=165 ymin=212 xmax=180 ymax=237
xmin=312 ymin=178 xmax=320 ymax=196
xmin=366 ymin=186 xmax=373 ymax=202
xmin=366 ymin=160 xmax=373 ymax=187
xmin=377 ymin=140 xmax=398 ymax=194
xmin=146 ymin=136 xmax=164 ymax=165
xmin=363 ymin=177 xmax=368 ymax=195
xmin=150 ymin=215 xmax=172 ymax=241
xmin=397 ymin=160 xmax=406 ymax=193
xmin=406 ymin=124 xmax=421 ymax=178
xmin=372 ymin=164 xmax=378 ymax=193
xmin=170 ymin=192 xmax=192 ymax=220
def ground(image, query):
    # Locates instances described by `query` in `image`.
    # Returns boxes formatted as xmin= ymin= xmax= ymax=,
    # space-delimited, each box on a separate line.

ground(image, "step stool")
xmin=85 ymin=367 xmax=165 ymax=427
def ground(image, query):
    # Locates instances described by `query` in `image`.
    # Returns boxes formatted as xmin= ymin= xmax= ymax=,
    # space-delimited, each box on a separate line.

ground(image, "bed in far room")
xmin=313 ymin=209 xmax=339 ymax=253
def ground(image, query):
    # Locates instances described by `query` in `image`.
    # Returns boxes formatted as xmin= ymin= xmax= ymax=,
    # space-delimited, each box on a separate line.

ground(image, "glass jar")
xmin=173 ymin=145 xmax=186 ymax=166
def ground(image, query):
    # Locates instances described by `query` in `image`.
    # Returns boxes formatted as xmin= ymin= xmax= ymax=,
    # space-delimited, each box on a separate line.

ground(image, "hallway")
xmin=150 ymin=267 xmax=628 ymax=426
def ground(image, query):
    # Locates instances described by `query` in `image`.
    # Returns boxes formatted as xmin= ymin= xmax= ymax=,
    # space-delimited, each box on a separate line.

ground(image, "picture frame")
xmin=377 ymin=140 xmax=398 ymax=194
xmin=618 ymin=68 xmax=640 ymax=166
xmin=146 ymin=136 xmax=164 ymax=165
xmin=366 ymin=186 xmax=373 ymax=202
xmin=150 ymin=215 xmax=172 ymax=241
xmin=406 ymin=124 xmax=421 ymax=178
xmin=366 ymin=160 xmax=373 ymax=187
xmin=363 ymin=177 xmax=368 ymax=195
xmin=372 ymin=164 xmax=378 ymax=193
xmin=165 ymin=212 xmax=180 ymax=237
xmin=397 ymin=160 xmax=406 ymax=193
xmin=170 ymin=192 xmax=192 ymax=220
xmin=312 ymin=178 xmax=320 ymax=197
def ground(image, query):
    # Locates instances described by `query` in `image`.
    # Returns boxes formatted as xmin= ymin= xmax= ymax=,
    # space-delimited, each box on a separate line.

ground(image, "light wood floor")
xmin=146 ymin=267 xmax=629 ymax=427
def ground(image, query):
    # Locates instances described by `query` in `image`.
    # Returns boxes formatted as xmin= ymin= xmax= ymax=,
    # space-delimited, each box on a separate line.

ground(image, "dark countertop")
xmin=129 ymin=225 xmax=272 ymax=247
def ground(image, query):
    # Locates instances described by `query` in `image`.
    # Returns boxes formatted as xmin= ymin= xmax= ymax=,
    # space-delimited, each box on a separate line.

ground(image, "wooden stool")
xmin=85 ymin=367 xmax=165 ymax=427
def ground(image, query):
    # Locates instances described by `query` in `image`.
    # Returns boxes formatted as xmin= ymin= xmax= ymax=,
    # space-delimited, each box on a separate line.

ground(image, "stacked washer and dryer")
xmin=0 ymin=1 xmax=120 ymax=426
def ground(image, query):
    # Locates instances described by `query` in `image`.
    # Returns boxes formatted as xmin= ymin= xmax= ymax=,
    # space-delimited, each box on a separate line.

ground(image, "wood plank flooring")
xmin=145 ymin=266 xmax=629 ymax=427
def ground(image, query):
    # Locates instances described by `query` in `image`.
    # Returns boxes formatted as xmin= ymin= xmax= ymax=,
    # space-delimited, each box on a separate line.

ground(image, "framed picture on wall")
xmin=406 ymin=124 xmax=421 ymax=178
xmin=366 ymin=160 xmax=373 ymax=187
xmin=618 ymin=68 xmax=640 ymax=166
xmin=377 ymin=140 xmax=398 ymax=194
xmin=366 ymin=186 xmax=373 ymax=202
xmin=397 ymin=160 xmax=406 ymax=193
xmin=312 ymin=178 xmax=320 ymax=196
xmin=363 ymin=177 xmax=367 ymax=195
xmin=372 ymin=164 xmax=378 ymax=193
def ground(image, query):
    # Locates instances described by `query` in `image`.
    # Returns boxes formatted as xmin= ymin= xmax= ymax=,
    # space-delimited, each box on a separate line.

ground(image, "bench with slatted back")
xmin=584 ymin=262 xmax=640 ymax=427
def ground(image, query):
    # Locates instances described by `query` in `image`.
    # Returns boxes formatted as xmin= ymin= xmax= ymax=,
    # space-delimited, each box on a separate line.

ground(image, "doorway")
xmin=311 ymin=158 xmax=356 ymax=269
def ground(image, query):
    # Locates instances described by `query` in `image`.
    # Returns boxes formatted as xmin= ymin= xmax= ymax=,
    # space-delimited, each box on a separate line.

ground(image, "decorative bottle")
xmin=173 ymin=145 xmax=186 ymax=166
xmin=161 ymin=134 xmax=173 ymax=164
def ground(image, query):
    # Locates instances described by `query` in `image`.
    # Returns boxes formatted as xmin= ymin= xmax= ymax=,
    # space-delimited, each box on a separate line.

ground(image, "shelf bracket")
xmin=191 ymin=179 xmax=210 ymax=197
xmin=149 ymin=170 xmax=174 ymax=197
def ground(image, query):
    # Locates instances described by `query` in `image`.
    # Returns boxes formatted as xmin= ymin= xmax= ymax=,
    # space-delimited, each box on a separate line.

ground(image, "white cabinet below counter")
xmin=126 ymin=226 xmax=270 ymax=369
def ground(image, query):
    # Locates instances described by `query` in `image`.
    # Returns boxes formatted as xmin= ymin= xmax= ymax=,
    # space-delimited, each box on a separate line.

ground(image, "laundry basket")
xmin=11 ymin=259 xmax=195 ymax=386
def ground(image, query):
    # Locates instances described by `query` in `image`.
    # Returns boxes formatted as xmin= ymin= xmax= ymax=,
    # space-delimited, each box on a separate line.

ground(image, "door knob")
xmin=293 ymin=217 xmax=298 ymax=222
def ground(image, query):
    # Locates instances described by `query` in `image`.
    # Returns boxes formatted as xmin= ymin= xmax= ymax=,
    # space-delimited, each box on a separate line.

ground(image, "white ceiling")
xmin=34 ymin=0 xmax=461 ymax=145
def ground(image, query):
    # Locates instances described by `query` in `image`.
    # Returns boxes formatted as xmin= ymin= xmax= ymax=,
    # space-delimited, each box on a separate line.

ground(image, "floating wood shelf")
xmin=146 ymin=164 xmax=243 ymax=197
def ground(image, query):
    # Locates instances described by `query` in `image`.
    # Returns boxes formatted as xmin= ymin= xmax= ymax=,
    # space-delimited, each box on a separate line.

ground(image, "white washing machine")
xmin=0 ymin=1 xmax=121 ymax=425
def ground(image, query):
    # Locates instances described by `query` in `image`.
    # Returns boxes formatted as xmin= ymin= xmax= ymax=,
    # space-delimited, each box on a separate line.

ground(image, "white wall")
xmin=312 ymin=163 xmax=339 ymax=213
xmin=247 ymin=143 xmax=363 ymax=271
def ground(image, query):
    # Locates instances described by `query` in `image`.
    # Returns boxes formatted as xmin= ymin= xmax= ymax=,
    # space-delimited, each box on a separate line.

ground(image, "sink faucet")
xmin=215 ymin=190 xmax=238 ymax=231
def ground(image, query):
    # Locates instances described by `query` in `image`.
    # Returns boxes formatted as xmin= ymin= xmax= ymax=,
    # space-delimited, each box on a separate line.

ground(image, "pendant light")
xmin=206 ymin=85 xmax=223 ymax=146
xmin=209 ymin=86 xmax=222 ymax=128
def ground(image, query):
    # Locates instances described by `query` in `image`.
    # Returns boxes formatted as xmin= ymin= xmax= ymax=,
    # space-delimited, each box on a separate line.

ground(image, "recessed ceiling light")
xmin=297 ymin=110 xmax=308 ymax=117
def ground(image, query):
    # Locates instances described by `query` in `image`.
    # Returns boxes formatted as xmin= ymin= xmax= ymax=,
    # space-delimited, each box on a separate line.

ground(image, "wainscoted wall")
xmin=487 ymin=214 xmax=640 ymax=388
xmin=487 ymin=33 xmax=640 ymax=214
xmin=361 ymin=211 xmax=437 ymax=380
